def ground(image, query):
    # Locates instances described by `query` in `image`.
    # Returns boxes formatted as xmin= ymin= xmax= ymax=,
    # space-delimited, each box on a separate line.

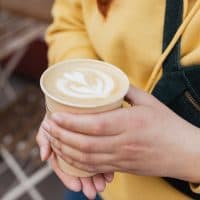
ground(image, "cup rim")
xmin=40 ymin=59 xmax=130 ymax=108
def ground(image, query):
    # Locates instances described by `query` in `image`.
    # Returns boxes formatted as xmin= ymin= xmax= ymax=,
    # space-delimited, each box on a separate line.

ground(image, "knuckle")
xmin=52 ymin=126 xmax=61 ymax=140
xmin=56 ymin=115 xmax=64 ymax=124
xmin=93 ymin=121 xmax=105 ymax=134
xmin=59 ymin=115 xmax=70 ymax=127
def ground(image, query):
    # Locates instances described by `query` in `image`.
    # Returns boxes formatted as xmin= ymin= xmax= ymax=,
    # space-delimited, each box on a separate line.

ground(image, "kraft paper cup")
xmin=40 ymin=59 xmax=129 ymax=177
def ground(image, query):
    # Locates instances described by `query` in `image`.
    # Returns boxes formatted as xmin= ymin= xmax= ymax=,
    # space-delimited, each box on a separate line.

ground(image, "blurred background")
xmin=0 ymin=0 xmax=66 ymax=199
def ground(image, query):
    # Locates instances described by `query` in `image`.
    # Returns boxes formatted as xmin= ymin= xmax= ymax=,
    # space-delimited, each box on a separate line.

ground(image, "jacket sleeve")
xmin=45 ymin=0 xmax=98 ymax=65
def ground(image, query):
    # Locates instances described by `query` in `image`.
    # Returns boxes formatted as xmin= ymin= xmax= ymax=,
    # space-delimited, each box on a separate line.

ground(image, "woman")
xmin=37 ymin=0 xmax=200 ymax=199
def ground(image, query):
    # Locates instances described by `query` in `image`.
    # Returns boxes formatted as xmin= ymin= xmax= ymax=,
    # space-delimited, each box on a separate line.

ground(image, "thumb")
xmin=36 ymin=126 xmax=51 ymax=161
xmin=125 ymin=85 xmax=158 ymax=106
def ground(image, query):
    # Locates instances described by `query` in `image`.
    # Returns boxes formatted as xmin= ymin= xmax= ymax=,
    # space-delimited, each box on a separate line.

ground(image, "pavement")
xmin=0 ymin=75 xmax=65 ymax=200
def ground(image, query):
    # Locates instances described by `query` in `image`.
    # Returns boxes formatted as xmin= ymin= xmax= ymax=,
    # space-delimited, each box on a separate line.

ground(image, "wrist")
xmin=180 ymin=125 xmax=200 ymax=183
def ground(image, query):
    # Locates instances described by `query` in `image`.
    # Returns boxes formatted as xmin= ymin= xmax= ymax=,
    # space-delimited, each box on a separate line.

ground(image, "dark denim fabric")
xmin=64 ymin=190 xmax=102 ymax=200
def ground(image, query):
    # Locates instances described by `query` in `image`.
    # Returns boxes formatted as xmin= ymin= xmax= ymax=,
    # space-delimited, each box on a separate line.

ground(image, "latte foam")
xmin=56 ymin=69 xmax=114 ymax=99
xmin=41 ymin=59 xmax=129 ymax=108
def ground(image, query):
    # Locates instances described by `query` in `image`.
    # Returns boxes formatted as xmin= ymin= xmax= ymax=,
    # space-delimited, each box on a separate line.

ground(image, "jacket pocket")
xmin=169 ymin=89 xmax=200 ymax=128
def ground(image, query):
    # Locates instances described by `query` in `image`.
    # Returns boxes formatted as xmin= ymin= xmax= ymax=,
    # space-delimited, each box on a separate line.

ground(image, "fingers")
xmin=51 ymin=155 xmax=107 ymax=199
xmin=50 ymin=154 xmax=82 ymax=192
xmin=43 ymin=120 xmax=119 ymax=154
xmin=125 ymin=85 xmax=158 ymax=106
xmin=92 ymin=174 xmax=106 ymax=192
xmin=52 ymin=146 xmax=117 ymax=174
xmin=80 ymin=177 xmax=97 ymax=200
xmin=51 ymin=137 xmax=114 ymax=165
xmin=50 ymin=109 xmax=125 ymax=136
xmin=36 ymin=125 xmax=51 ymax=161
xmin=51 ymin=146 xmax=97 ymax=173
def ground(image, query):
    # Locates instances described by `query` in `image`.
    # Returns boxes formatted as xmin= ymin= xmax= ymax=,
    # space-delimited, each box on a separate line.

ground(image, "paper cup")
xmin=40 ymin=59 xmax=129 ymax=177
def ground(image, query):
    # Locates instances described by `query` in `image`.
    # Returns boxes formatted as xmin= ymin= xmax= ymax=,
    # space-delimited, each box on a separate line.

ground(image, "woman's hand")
xmin=44 ymin=86 xmax=200 ymax=183
xmin=36 ymin=117 xmax=114 ymax=200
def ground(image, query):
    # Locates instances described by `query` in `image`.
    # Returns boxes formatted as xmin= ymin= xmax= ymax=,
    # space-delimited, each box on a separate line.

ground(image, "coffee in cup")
xmin=40 ymin=59 xmax=129 ymax=177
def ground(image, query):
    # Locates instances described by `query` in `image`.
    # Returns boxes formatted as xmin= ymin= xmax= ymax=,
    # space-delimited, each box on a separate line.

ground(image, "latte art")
xmin=56 ymin=69 xmax=114 ymax=99
xmin=41 ymin=59 xmax=129 ymax=108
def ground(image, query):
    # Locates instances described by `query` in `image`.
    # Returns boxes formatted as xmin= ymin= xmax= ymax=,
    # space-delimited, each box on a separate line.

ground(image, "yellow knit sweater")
xmin=46 ymin=0 xmax=200 ymax=199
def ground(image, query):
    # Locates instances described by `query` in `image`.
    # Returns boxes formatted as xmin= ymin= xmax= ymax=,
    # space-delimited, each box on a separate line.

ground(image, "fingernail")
xmin=42 ymin=121 xmax=51 ymax=132
xmin=96 ymin=183 xmax=105 ymax=192
xmin=40 ymin=147 xmax=47 ymax=161
xmin=106 ymin=174 xmax=114 ymax=182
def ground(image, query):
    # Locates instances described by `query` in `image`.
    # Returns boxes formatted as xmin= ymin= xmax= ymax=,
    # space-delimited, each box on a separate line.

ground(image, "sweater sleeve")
xmin=45 ymin=0 xmax=98 ymax=65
